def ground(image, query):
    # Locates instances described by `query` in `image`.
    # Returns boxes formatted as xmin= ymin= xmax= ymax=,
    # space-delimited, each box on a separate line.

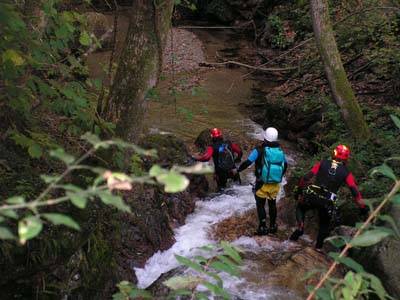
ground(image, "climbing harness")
xmin=304 ymin=185 xmax=337 ymax=201
xmin=304 ymin=185 xmax=341 ymax=228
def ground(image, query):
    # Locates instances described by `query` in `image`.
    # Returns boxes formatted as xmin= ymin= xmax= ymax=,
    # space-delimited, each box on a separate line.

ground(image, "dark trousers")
xmin=254 ymin=181 xmax=277 ymax=227
xmin=215 ymin=169 xmax=241 ymax=190
xmin=295 ymin=194 xmax=332 ymax=248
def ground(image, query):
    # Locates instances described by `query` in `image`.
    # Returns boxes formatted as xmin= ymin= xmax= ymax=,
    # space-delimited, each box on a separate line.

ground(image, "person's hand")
xmin=231 ymin=169 xmax=238 ymax=176
xmin=234 ymin=157 xmax=241 ymax=164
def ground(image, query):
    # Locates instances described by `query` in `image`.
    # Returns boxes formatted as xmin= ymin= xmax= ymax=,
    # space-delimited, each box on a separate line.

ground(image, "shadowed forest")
xmin=0 ymin=0 xmax=399 ymax=299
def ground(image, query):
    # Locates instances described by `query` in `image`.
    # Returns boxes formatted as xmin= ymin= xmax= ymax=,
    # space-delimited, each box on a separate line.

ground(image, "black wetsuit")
xmin=296 ymin=159 xmax=365 ymax=248
xmin=196 ymin=137 xmax=242 ymax=190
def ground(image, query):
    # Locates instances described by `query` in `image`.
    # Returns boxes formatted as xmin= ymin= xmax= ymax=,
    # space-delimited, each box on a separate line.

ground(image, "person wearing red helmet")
xmin=194 ymin=128 xmax=242 ymax=190
xmin=290 ymin=144 xmax=369 ymax=250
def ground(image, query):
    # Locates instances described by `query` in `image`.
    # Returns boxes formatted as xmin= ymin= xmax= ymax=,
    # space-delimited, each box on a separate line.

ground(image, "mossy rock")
xmin=140 ymin=134 xmax=188 ymax=168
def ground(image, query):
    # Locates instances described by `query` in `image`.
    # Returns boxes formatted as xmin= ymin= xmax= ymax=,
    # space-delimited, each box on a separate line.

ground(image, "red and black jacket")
xmin=195 ymin=138 xmax=242 ymax=167
xmin=299 ymin=159 xmax=365 ymax=208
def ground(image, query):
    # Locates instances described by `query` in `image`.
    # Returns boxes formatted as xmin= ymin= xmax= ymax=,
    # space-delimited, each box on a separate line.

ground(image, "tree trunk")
xmin=100 ymin=0 xmax=174 ymax=142
xmin=310 ymin=0 xmax=370 ymax=141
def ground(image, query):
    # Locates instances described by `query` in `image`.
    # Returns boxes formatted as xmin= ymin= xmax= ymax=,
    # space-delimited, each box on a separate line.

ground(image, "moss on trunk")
xmin=100 ymin=0 xmax=174 ymax=142
xmin=310 ymin=0 xmax=371 ymax=141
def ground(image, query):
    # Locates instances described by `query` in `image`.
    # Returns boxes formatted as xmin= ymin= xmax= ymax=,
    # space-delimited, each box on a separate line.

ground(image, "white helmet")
xmin=263 ymin=127 xmax=278 ymax=142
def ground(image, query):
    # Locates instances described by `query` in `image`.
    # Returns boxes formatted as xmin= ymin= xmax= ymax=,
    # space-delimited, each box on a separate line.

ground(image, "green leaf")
xmin=370 ymin=164 xmax=397 ymax=181
xmin=168 ymin=289 xmax=192 ymax=299
xmin=6 ymin=196 xmax=25 ymax=205
xmin=210 ymin=261 xmax=239 ymax=277
xmin=98 ymin=191 xmax=131 ymax=213
xmin=315 ymin=288 xmax=332 ymax=300
xmin=79 ymin=31 xmax=91 ymax=46
xmin=0 ymin=209 xmax=18 ymax=219
xmin=329 ymin=253 xmax=364 ymax=272
xmin=194 ymin=255 xmax=208 ymax=264
xmin=163 ymin=275 xmax=203 ymax=290
xmin=28 ymin=143 xmax=42 ymax=158
xmin=50 ymin=148 xmax=75 ymax=165
xmin=221 ymin=241 xmax=242 ymax=264
xmin=217 ymin=255 xmax=236 ymax=266
xmin=149 ymin=165 xmax=165 ymax=177
xmin=326 ymin=235 xmax=348 ymax=248
xmin=2 ymin=49 xmax=25 ymax=66
xmin=363 ymin=273 xmax=388 ymax=300
xmin=40 ymin=175 xmax=61 ymax=184
xmin=204 ymin=271 xmax=223 ymax=287
xmin=390 ymin=114 xmax=400 ymax=129
xmin=378 ymin=215 xmax=400 ymax=238
xmin=350 ymin=229 xmax=390 ymax=247
xmin=128 ymin=289 xmax=152 ymax=299
xmin=18 ymin=216 xmax=43 ymax=244
xmin=81 ymin=132 xmax=101 ymax=147
xmin=175 ymin=255 xmax=203 ymax=272
xmin=43 ymin=213 xmax=80 ymax=230
xmin=199 ymin=244 xmax=215 ymax=252
xmin=156 ymin=171 xmax=189 ymax=193
xmin=202 ymin=282 xmax=230 ymax=299
xmin=68 ymin=192 xmax=88 ymax=209
xmin=195 ymin=292 xmax=209 ymax=300
xmin=0 ymin=226 xmax=15 ymax=240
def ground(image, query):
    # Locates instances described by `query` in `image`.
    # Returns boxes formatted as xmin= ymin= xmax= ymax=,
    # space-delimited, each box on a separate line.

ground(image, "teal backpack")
xmin=260 ymin=147 xmax=286 ymax=183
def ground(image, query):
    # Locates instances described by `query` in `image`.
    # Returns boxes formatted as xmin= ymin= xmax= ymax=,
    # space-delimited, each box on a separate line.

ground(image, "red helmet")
xmin=333 ymin=144 xmax=350 ymax=161
xmin=210 ymin=128 xmax=222 ymax=138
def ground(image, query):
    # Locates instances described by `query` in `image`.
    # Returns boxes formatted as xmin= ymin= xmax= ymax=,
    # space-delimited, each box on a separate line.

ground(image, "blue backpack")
xmin=260 ymin=147 xmax=286 ymax=183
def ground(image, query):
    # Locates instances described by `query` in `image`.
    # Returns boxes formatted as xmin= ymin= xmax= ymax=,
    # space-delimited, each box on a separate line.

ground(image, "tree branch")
xmin=201 ymin=60 xmax=297 ymax=72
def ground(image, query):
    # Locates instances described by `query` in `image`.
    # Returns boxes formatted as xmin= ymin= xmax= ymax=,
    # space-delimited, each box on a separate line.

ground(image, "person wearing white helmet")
xmin=235 ymin=127 xmax=287 ymax=235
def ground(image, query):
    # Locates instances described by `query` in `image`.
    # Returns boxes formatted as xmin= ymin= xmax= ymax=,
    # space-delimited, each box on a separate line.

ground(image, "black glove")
xmin=359 ymin=206 xmax=370 ymax=217
xmin=293 ymin=186 xmax=303 ymax=201
xmin=234 ymin=157 xmax=241 ymax=164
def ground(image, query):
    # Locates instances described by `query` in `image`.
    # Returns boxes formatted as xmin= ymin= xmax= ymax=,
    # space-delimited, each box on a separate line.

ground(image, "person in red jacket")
xmin=290 ymin=144 xmax=369 ymax=250
xmin=194 ymin=128 xmax=242 ymax=190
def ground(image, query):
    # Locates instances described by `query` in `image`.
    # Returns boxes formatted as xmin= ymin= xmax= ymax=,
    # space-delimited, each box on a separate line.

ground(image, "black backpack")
xmin=215 ymin=142 xmax=235 ymax=172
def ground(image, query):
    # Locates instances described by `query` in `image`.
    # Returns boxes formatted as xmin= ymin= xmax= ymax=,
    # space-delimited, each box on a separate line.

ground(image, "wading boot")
xmin=255 ymin=225 xmax=268 ymax=236
xmin=268 ymin=224 xmax=278 ymax=234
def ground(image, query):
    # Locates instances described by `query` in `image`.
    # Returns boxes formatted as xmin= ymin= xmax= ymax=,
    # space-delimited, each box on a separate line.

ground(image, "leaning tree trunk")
xmin=100 ymin=0 xmax=174 ymax=142
xmin=310 ymin=0 xmax=371 ymax=141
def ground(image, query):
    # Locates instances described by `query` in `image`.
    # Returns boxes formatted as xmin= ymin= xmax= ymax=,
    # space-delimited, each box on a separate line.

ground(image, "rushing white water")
xmin=135 ymin=171 xmax=289 ymax=289
xmin=135 ymin=175 xmax=260 ymax=288
xmin=134 ymin=121 xmax=297 ymax=299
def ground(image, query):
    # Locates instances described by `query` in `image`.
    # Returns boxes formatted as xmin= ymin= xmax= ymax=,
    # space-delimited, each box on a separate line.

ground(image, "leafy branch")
xmin=113 ymin=241 xmax=243 ymax=300
xmin=0 ymin=132 xmax=210 ymax=244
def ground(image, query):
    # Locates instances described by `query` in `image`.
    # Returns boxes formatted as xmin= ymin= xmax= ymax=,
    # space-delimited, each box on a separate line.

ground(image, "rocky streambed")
xmin=137 ymin=27 xmax=340 ymax=299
